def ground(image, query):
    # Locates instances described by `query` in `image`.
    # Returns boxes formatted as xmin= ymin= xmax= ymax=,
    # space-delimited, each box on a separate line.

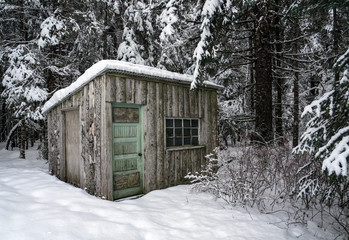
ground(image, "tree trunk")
xmin=103 ymin=3 xmax=108 ymax=59
xmin=273 ymin=2 xmax=284 ymax=142
xmin=253 ymin=5 xmax=273 ymax=143
xmin=333 ymin=7 xmax=340 ymax=83
xmin=249 ymin=35 xmax=255 ymax=114
xmin=20 ymin=119 xmax=26 ymax=159
xmin=292 ymin=22 xmax=300 ymax=148
xmin=292 ymin=70 xmax=299 ymax=148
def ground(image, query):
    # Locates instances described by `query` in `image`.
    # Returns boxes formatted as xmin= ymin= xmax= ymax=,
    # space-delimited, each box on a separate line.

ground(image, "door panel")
xmin=65 ymin=110 xmax=80 ymax=187
xmin=112 ymin=104 xmax=143 ymax=199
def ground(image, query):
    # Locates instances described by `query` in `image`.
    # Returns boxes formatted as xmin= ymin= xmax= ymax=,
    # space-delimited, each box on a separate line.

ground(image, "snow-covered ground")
xmin=0 ymin=143 xmax=336 ymax=240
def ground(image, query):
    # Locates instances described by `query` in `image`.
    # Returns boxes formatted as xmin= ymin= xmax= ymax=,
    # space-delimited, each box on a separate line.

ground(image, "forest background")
xmin=0 ymin=0 xmax=348 ymax=237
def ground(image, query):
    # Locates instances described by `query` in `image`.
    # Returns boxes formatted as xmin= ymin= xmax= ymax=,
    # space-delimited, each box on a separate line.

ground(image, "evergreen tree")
xmin=295 ymin=49 xmax=349 ymax=177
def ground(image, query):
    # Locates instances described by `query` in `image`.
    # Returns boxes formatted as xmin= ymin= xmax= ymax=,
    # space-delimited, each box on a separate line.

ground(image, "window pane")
xmin=175 ymin=138 xmax=182 ymax=146
xmin=175 ymin=119 xmax=182 ymax=127
xmin=113 ymin=107 xmax=139 ymax=123
xmin=191 ymin=119 xmax=198 ymax=127
xmin=166 ymin=119 xmax=173 ymax=127
xmin=165 ymin=118 xmax=199 ymax=148
xmin=184 ymin=128 xmax=190 ymax=136
xmin=175 ymin=128 xmax=182 ymax=136
xmin=166 ymin=138 xmax=174 ymax=147
xmin=184 ymin=119 xmax=190 ymax=127
xmin=166 ymin=128 xmax=174 ymax=137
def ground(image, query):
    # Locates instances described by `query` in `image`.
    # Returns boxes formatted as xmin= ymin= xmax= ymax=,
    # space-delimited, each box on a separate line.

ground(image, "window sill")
xmin=166 ymin=145 xmax=205 ymax=152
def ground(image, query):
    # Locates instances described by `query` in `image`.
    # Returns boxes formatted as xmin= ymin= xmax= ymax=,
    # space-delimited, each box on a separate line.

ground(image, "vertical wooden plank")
xmin=115 ymin=77 xmax=126 ymax=103
xmin=199 ymin=147 xmax=205 ymax=172
xmin=178 ymin=86 xmax=184 ymax=117
xmin=156 ymin=83 xmax=165 ymax=189
xmin=198 ymin=89 xmax=203 ymax=118
xmin=144 ymin=81 xmax=157 ymax=192
xmin=169 ymin=151 xmax=175 ymax=186
xmin=89 ymin=81 xmax=95 ymax=109
xmin=200 ymin=90 xmax=208 ymax=154
xmin=190 ymin=150 xmax=195 ymax=176
xmin=105 ymin=75 xmax=116 ymax=102
xmin=172 ymin=85 xmax=179 ymax=117
xmin=134 ymin=79 xmax=148 ymax=105
xmin=182 ymin=150 xmax=188 ymax=182
xmin=211 ymin=91 xmax=218 ymax=149
xmin=164 ymin=151 xmax=170 ymax=188
xmin=174 ymin=151 xmax=180 ymax=185
xmin=193 ymin=90 xmax=199 ymax=117
xmin=126 ymin=78 xmax=135 ymax=104
xmin=60 ymin=110 xmax=66 ymax=181
xmin=200 ymin=89 xmax=205 ymax=120
xmin=58 ymin=106 xmax=63 ymax=178
xmin=179 ymin=151 xmax=183 ymax=184
xmin=100 ymin=76 xmax=106 ymax=199
xmin=183 ymin=87 xmax=189 ymax=117
xmin=189 ymin=89 xmax=195 ymax=118
xmin=166 ymin=84 xmax=173 ymax=117
xmin=47 ymin=112 xmax=53 ymax=173
xmin=86 ymin=81 xmax=96 ymax=195
xmin=94 ymin=77 xmax=102 ymax=196
xmin=206 ymin=90 xmax=213 ymax=153
xmin=103 ymin=89 xmax=113 ymax=200
xmin=82 ymin=84 xmax=91 ymax=191
xmin=48 ymin=109 xmax=62 ymax=177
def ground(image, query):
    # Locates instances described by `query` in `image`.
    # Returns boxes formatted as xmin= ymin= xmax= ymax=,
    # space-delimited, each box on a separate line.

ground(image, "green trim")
xmin=111 ymin=103 xmax=144 ymax=200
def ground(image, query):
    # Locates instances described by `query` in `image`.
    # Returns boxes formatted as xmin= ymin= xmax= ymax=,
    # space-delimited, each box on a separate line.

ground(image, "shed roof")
xmin=42 ymin=60 xmax=222 ymax=113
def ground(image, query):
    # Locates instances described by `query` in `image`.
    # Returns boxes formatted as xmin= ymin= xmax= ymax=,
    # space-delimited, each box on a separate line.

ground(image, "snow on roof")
xmin=42 ymin=60 xmax=222 ymax=113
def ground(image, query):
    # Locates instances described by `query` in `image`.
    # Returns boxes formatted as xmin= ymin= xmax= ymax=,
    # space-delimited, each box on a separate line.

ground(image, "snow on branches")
xmin=38 ymin=15 xmax=66 ymax=48
xmin=1 ymin=45 xmax=48 ymax=120
xmin=191 ymin=0 xmax=222 ymax=89
xmin=294 ymin=49 xmax=349 ymax=177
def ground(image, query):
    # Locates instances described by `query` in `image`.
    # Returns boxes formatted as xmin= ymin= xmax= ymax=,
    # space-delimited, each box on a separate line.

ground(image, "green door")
xmin=112 ymin=104 xmax=143 ymax=199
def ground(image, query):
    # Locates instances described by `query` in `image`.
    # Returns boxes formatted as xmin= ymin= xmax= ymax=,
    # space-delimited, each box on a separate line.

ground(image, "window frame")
xmin=165 ymin=117 xmax=200 ymax=148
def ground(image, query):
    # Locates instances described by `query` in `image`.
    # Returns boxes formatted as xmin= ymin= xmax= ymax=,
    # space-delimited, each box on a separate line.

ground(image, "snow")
xmin=159 ymin=0 xmax=178 ymax=42
xmin=321 ymin=135 xmax=349 ymax=176
xmin=42 ymin=60 xmax=222 ymax=113
xmin=301 ymin=90 xmax=334 ymax=118
xmin=192 ymin=0 xmax=222 ymax=89
xmin=0 ymin=144 xmax=337 ymax=240
xmin=38 ymin=16 xmax=66 ymax=48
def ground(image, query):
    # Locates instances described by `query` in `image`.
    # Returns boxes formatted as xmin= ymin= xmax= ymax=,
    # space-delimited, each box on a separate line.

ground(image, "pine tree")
xmin=157 ymin=0 xmax=197 ymax=73
xmin=295 ymin=49 xmax=349 ymax=177
xmin=117 ymin=1 xmax=160 ymax=66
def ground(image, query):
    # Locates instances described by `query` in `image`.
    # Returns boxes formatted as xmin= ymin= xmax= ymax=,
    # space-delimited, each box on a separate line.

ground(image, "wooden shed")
xmin=43 ymin=60 xmax=221 ymax=200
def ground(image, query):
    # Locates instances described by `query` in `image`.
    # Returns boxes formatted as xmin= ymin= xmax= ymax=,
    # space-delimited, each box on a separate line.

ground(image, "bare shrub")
xmin=186 ymin=145 xmax=303 ymax=211
xmin=187 ymin=145 xmax=349 ymax=238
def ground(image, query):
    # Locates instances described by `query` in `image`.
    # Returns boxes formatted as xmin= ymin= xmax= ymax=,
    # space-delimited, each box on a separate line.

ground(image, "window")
xmin=166 ymin=118 xmax=199 ymax=147
xmin=113 ymin=107 xmax=139 ymax=123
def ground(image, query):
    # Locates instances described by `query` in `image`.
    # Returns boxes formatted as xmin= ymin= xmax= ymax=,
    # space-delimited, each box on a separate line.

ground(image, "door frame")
xmin=111 ymin=103 xmax=144 ymax=200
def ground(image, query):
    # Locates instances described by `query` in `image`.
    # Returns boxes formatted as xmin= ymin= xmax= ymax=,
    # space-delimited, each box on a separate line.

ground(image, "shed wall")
xmin=104 ymin=74 xmax=218 ymax=194
xmin=48 ymin=75 xmax=105 ymax=197
xmin=47 ymin=73 xmax=218 ymax=200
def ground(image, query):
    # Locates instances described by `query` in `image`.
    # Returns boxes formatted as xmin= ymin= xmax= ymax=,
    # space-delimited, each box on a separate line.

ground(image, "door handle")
xmin=138 ymin=153 xmax=142 ymax=157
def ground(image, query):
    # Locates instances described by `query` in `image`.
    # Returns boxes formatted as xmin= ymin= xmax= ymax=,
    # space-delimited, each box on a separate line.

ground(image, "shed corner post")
xmin=56 ymin=109 xmax=65 ymax=182
xmin=102 ymin=76 xmax=113 ymax=200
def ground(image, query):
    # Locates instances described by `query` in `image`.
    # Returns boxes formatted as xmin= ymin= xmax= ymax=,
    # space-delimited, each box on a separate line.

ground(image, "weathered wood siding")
xmin=47 ymin=75 xmax=106 ymax=197
xmin=104 ymin=73 xmax=218 ymax=193
xmin=47 ymin=72 xmax=218 ymax=200
xmin=64 ymin=109 xmax=80 ymax=186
